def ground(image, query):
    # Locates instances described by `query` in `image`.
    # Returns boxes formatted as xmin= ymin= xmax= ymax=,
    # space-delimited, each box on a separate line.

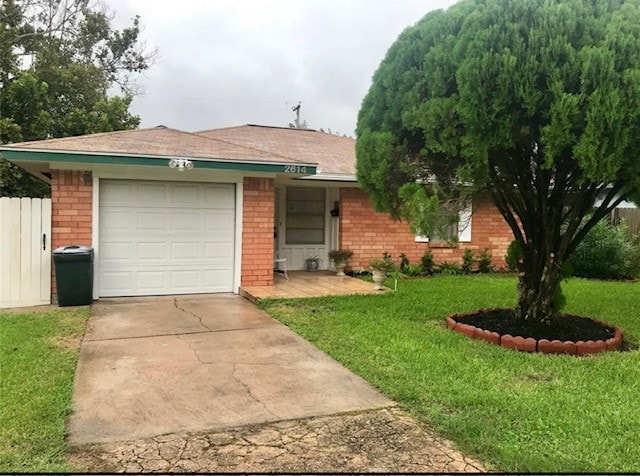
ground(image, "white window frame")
xmin=415 ymin=202 xmax=472 ymax=243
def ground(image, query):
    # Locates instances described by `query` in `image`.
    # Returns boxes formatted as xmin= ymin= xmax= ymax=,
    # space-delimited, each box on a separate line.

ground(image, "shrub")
xmin=369 ymin=253 xmax=396 ymax=273
xmin=328 ymin=249 xmax=354 ymax=262
xmin=461 ymin=247 xmax=475 ymax=274
xmin=437 ymin=261 xmax=461 ymax=275
xmin=571 ymin=219 xmax=637 ymax=279
xmin=420 ymin=250 xmax=435 ymax=275
xmin=476 ymin=248 xmax=493 ymax=273
xmin=505 ymin=240 xmax=523 ymax=272
xmin=403 ymin=264 xmax=424 ymax=276
xmin=399 ymin=253 xmax=410 ymax=271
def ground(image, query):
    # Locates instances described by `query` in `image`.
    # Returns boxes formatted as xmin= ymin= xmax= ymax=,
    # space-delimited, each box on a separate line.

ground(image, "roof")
xmin=196 ymin=124 xmax=356 ymax=175
xmin=2 ymin=126 xmax=309 ymax=165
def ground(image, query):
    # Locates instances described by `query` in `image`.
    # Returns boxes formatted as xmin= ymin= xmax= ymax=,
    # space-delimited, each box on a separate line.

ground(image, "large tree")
xmin=356 ymin=0 xmax=640 ymax=324
xmin=0 ymin=0 xmax=154 ymax=197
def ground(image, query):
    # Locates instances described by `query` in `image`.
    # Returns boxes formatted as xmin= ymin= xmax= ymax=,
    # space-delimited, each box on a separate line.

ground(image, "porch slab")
xmin=240 ymin=271 xmax=384 ymax=302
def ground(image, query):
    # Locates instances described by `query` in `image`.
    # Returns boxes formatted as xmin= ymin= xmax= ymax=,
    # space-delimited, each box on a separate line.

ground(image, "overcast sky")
xmin=107 ymin=0 xmax=458 ymax=136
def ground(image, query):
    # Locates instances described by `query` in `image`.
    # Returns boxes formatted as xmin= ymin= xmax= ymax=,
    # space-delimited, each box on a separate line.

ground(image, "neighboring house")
xmin=0 ymin=124 xmax=513 ymax=301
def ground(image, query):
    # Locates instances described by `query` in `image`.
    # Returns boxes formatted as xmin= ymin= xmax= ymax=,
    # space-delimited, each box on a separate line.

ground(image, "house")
xmin=0 ymin=124 xmax=513 ymax=301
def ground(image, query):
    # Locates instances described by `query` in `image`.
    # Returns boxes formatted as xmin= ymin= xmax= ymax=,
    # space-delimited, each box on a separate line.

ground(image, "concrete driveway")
xmin=69 ymin=294 xmax=392 ymax=445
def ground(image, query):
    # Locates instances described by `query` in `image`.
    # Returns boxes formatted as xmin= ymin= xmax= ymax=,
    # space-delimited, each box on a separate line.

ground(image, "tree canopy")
xmin=0 ymin=0 xmax=155 ymax=197
xmin=356 ymin=0 xmax=640 ymax=323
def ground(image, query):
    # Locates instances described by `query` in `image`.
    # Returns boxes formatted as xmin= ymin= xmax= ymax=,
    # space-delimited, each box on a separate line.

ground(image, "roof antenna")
xmin=286 ymin=101 xmax=307 ymax=129
xmin=291 ymin=102 xmax=301 ymax=128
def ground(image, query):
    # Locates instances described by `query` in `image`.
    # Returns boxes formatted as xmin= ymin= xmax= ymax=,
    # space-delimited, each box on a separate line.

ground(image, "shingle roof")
xmin=6 ymin=126 xmax=308 ymax=164
xmin=196 ymin=125 xmax=356 ymax=175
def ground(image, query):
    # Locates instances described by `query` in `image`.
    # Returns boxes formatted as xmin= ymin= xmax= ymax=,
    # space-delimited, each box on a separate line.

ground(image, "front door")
xmin=275 ymin=186 xmax=338 ymax=270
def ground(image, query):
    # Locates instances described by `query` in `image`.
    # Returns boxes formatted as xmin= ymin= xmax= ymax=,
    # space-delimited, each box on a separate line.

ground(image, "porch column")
xmin=241 ymin=177 xmax=275 ymax=286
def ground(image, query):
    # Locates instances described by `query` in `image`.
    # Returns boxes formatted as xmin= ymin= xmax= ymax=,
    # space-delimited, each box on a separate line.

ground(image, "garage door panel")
xmin=172 ymin=184 xmax=201 ymax=205
xmin=204 ymin=186 xmax=235 ymax=209
xmin=171 ymin=213 xmax=203 ymax=233
xmin=139 ymin=212 xmax=168 ymax=231
xmin=99 ymin=180 xmax=235 ymax=297
xmin=205 ymin=210 xmax=234 ymax=229
xmin=137 ymin=242 xmax=167 ymax=260
xmin=101 ymin=210 xmax=134 ymax=232
xmin=205 ymin=242 xmax=234 ymax=259
xmin=101 ymin=241 xmax=134 ymax=261
xmin=208 ymin=230 xmax=235 ymax=243
xmin=170 ymin=270 xmax=200 ymax=290
xmin=136 ymin=270 xmax=168 ymax=293
xmin=204 ymin=269 xmax=235 ymax=291
xmin=138 ymin=183 xmax=168 ymax=205
xmin=101 ymin=271 xmax=134 ymax=295
xmin=171 ymin=241 xmax=201 ymax=260
xmin=100 ymin=182 xmax=135 ymax=205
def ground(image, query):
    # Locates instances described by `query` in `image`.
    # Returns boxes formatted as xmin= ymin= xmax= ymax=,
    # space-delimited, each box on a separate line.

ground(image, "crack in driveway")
xmin=232 ymin=364 xmax=280 ymax=420
xmin=174 ymin=337 xmax=297 ymax=417
xmin=173 ymin=298 xmax=213 ymax=332
xmin=176 ymin=335 xmax=207 ymax=365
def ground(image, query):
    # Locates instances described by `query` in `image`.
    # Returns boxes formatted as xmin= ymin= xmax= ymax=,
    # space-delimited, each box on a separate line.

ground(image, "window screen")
xmin=286 ymin=187 xmax=325 ymax=245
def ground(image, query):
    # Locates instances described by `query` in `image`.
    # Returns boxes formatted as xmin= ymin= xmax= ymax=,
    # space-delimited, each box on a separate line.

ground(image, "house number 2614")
xmin=284 ymin=165 xmax=307 ymax=174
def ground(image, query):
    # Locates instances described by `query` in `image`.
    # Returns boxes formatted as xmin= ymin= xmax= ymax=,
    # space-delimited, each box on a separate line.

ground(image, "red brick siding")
xmin=50 ymin=170 xmax=93 ymax=295
xmin=241 ymin=177 xmax=275 ymax=286
xmin=339 ymin=188 xmax=512 ymax=269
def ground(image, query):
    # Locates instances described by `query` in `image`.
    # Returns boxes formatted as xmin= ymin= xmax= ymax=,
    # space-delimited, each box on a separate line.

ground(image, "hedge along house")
xmin=1 ymin=124 xmax=513 ymax=302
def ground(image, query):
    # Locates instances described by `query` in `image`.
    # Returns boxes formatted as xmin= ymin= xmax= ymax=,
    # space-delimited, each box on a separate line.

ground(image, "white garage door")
xmin=98 ymin=180 xmax=235 ymax=297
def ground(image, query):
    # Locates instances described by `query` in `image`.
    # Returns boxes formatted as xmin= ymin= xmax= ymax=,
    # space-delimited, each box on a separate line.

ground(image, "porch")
xmin=240 ymin=271 xmax=384 ymax=303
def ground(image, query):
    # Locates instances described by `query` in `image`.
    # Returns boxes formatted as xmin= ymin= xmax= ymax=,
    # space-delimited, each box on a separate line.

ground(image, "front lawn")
xmin=0 ymin=307 xmax=90 ymax=472
xmin=261 ymin=275 xmax=640 ymax=473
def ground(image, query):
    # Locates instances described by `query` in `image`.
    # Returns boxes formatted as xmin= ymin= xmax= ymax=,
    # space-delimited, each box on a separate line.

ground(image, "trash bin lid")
xmin=53 ymin=245 xmax=94 ymax=255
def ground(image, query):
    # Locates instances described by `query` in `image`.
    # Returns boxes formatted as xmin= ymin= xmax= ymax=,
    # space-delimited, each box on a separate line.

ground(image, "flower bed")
xmin=445 ymin=308 xmax=623 ymax=355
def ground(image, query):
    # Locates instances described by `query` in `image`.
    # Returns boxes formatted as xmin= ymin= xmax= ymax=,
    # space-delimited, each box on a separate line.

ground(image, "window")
xmin=285 ymin=187 xmax=325 ymax=245
xmin=415 ymin=203 xmax=472 ymax=244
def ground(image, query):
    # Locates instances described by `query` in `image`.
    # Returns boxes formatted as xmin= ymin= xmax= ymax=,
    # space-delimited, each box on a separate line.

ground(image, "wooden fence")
xmin=613 ymin=208 xmax=640 ymax=238
xmin=0 ymin=197 xmax=52 ymax=308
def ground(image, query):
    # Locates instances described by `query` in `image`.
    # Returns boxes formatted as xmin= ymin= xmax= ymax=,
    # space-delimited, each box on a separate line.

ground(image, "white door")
xmin=98 ymin=180 xmax=235 ymax=297
xmin=276 ymin=186 xmax=339 ymax=269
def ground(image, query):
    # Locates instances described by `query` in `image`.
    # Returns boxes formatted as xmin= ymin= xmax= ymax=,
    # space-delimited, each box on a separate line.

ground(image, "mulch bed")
xmin=446 ymin=308 xmax=623 ymax=355
xmin=456 ymin=309 xmax=614 ymax=341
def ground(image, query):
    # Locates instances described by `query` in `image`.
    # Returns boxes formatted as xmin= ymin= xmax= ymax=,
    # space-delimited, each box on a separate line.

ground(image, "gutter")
xmin=0 ymin=147 xmax=318 ymax=175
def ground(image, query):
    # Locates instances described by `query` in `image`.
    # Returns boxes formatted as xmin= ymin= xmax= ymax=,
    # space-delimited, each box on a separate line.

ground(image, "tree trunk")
xmin=516 ymin=252 xmax=564 ymax=325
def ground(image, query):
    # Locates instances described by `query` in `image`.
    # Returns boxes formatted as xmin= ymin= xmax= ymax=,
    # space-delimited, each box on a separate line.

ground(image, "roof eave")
xmin=0 ymin=147 xmax=318 ymax=175
xmin=298 ymin=173 xmax=357 ymax=182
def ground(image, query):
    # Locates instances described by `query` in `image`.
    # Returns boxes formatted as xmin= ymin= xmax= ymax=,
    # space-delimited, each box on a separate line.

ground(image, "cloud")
xmin=108 ymin=0 xmax=458 ymax=135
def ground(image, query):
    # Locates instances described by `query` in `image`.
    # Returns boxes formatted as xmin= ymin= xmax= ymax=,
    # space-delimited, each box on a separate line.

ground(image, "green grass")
xmin=260 ymin=275 xmax=640 ymax=473
xmin=0 ymin=307 xmax=90 ymax=473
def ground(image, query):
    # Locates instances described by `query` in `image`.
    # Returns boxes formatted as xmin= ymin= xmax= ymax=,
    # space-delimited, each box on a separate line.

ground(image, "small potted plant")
xmin=304 ymin=255 xmax=322 ymax=272
xmin=328 ymin=249 xmax=354 ymax=276
xmin=368 ymin=254 xmax=396 ymax=290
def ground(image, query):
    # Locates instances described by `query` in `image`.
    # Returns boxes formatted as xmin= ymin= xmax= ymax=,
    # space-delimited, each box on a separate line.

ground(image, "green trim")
xmin=0 ymin=149 xmax=317 ymax=175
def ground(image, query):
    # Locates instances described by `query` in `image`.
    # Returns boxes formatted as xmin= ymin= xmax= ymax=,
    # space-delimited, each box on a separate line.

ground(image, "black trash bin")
xmin=53 ymin=245 xmax=94 ymax=306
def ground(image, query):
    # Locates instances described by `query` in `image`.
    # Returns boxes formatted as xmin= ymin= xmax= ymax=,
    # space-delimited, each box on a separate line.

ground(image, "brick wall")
xmin=339 ymin=188 xmax=513 ymax=270
xmin=241 ymin=177 xmax=275 ymax=286
xmin=50 ymin=170 xmax=93 ymax=295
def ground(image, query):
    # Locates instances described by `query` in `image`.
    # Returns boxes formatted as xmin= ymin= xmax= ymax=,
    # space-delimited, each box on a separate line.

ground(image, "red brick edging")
xmin=445 ymin=309 xmax=623 ymax=356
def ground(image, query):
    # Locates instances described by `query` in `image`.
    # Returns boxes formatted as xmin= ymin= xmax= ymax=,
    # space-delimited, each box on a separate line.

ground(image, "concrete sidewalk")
xmin=68 ymin=294 xmax=393 ymax=445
